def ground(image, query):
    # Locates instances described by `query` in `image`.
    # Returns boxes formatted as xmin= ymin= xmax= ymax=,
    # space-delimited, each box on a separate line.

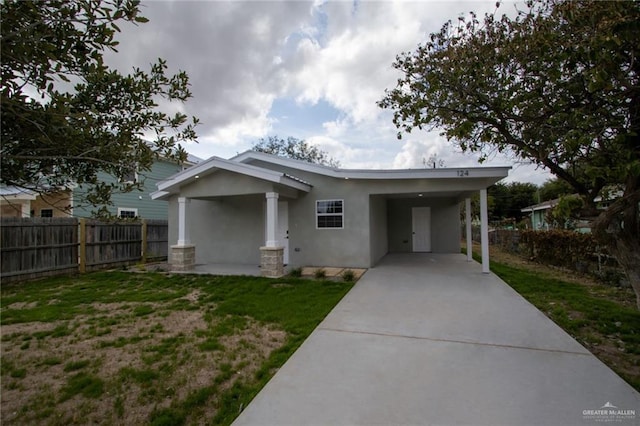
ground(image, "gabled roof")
xmin=150 ymin=155 xmax=312 ymax=200
xmin=186 ymin=153 xmax=204 ymax=165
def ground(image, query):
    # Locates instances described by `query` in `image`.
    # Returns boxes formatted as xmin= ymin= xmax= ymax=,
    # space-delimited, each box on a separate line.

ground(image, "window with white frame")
xmin=316 ymin=199 xmax=343 ymax=229
xmin=118 ymin=208 xmax=138 ymax=219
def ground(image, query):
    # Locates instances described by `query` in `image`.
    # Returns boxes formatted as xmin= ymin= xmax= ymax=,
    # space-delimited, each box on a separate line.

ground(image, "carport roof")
xmin=233 ymin=151 xmax=511 ymax=181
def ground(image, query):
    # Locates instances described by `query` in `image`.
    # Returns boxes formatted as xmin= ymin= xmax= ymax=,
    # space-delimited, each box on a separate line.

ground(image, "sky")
xmin=105 ymin=0 xmax=553 ymax=185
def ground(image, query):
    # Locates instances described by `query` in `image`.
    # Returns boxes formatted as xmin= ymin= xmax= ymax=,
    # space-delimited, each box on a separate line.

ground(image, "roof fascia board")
xmin=150 ymin=190 xmax=169 ymax=200
xmin=156 ymin=156 xmax=311 ymax=195
xmin=156 ymin=155 xmax=222 ymax=192
xmin=232 ymin=150 xmax=338 ymax=176
xmin=278 ymin=176 xmax=312 ymax=192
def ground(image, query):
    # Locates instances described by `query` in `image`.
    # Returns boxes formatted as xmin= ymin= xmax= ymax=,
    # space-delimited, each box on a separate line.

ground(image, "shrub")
xmin=314 ymin=268 xmax=326 ymax=279
xmin=520 ymin=230 xmax=597 ymax=270
xmin=288 ymin=267 xmax=302 ymax=278
xmin=342 ymin=269 xmax=355 ymax=282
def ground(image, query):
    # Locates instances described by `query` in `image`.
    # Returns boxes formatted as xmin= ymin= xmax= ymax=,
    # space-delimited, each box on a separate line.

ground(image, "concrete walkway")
xmin=233 ymin=253 xmax=640 ymax=426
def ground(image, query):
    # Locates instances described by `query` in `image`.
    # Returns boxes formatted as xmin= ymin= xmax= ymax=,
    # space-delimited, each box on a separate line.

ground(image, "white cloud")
xmin=104 ymin=1 xmax=547 ymax=184
xmin=393 ymin=137 xmax=446 ymax=169
xmin=307 ymin=135 xmax=388 ymax=168
xmin=107 ymin=1 xmax=312 ymax=149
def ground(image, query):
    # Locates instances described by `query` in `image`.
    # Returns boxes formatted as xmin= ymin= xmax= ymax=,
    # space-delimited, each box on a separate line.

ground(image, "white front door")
xmin=278 ymin=201 xmax=289 ymax=264
xmin=412 ymin=207 xmax=431 ymax=252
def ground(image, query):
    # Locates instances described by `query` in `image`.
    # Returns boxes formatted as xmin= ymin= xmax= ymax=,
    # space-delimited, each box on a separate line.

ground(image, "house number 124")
xmin=457 ymin=170 xmax=470 ymax=177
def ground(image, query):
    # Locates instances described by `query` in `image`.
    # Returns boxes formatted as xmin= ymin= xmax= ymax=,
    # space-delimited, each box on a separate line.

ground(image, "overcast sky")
xmin=106 ymin=0 xmax=552 ymax=185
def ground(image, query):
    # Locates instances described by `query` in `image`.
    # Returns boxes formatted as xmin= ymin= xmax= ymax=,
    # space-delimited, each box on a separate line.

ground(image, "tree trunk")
xmin=591 ymin=179 xmax=640 ymax=310
xmin=604 ymin=232 xmax=640 ymax=310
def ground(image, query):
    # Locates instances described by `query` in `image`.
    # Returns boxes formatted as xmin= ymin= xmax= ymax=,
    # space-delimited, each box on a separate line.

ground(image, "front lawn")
xmin=0 ymin=271 xmax=353 ymax=425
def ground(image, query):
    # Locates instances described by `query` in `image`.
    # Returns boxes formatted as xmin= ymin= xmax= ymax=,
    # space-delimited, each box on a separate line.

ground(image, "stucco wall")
xmin=243 ymin=161 xmax=373 ymax=268
xmin=432 ymin=202 xmax=462 ymax=253
xmin=169 ymin=195 xmax=265 ymax=265
xmin=387 ymin=198 xmax=460 ymax=253
xmin=286 ymin=177 xmax=372 ymax=269
xmin=181 ymin=170 xmax=277 ymax=198
xmin=369 ymin=195 xmax=388 ymax=266
xmin=31 ymin=191 xmax=72 ymax=217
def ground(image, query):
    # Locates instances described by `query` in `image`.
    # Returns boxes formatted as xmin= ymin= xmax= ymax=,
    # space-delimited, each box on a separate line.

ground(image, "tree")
xmin=379 ymin=1 xmax=640 ymax=307
xmin=467 ymin=182 xmax=536 ymax=222
xmin=538 ymin=178 xmax=574 ymax=202
xmin=507 ymin=182 xmax=538 ymax=222
xmin=1 ymin=0 xmax=198 ymax=212
xmin=547 ymin=195 xmax=584 ymax=230
xmin=251 ymin=136 xmax=340 ymax=167
xmin=424 ymin=154 xmax=444 ymax=169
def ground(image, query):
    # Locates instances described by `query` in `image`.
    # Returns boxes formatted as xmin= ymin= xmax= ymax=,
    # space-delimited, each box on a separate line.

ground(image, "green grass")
xmin=119 ymin=367 xmax=160 ymax=387
xmin=468 ymin=249 xmax=640 ymax=392
xmin=1 ymin=271 xmax=353 ymax=425
xmin=60 ymin=373 xmax=105 ymax=401
xmin=63 ymin=360 xmax=91 ymax=372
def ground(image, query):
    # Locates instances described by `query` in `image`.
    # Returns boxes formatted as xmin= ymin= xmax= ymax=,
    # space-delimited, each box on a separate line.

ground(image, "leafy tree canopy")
xmin=1 ymin=0 xmax=199 ymax=210
xmin=380 ymin=0 xmax=640 ymax=307
xmin=465 ymin=181 xmax=537 ymax=223
xmin=538 ymin=178 xmax=574 ymax=203
xmin=251 ymin=136 xmax=340 ymax=167
xmin=490 ymin=182 xmax=537 ymax=222
xmin=547 ymin=195 xmax=584 ymax=230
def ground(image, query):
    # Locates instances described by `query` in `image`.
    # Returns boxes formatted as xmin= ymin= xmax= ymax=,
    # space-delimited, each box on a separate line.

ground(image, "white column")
xmin=177 ymin=197 xmax=191 ymax=246
xmin=479 ymin=189 xmax=490 ymax=273
xmin=265 ymin=192 xmax=279 ymax=247
xmin=465 ymin=198 xmax=472 ymax=262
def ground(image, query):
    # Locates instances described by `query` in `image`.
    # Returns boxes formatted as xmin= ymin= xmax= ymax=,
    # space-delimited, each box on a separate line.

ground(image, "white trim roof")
xmin=232 ymin=150 xmax=510 ymax=180
xmin=0 ymin=185 xmax=37 ymax=201
xmin=151 ymin=155 xmax=313 ymax=200
xmin=151 ymin=150 xmax=511 ymax=200
xmin=521 ymin=199 xmax=559 ymax=213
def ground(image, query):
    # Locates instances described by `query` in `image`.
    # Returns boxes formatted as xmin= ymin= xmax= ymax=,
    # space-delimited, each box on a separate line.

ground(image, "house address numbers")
xmin=457 ymin=170 xmax=470 ymax=177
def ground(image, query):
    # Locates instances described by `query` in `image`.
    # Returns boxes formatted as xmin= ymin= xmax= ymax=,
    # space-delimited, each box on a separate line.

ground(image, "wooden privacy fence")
xmin=1 ymin=217 xmax=78 ymax=281
xmin=1 ymin=217 xmax=168 ymax=282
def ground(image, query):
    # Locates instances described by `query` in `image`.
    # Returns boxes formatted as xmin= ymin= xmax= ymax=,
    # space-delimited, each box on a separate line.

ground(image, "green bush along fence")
xmin=463 ymin=225 xmax=624 ymax=285
xmin=1 ymin=217 xmax=168 ymax=282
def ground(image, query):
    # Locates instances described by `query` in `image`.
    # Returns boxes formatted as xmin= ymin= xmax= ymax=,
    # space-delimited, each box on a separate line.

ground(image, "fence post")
xmin=79 ymin=218 xmax=86 ymax=273
xmin=141 ymin=219 xmax=148 ymax=264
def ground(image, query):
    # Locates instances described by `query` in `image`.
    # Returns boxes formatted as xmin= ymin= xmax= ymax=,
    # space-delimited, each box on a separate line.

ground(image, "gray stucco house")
xmin=151 ymin=151 xmax=510 ymax=276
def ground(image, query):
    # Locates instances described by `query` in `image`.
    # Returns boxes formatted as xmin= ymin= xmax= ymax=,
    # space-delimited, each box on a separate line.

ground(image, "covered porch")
xmin=151 ymin=156 xmax=311 ymax=277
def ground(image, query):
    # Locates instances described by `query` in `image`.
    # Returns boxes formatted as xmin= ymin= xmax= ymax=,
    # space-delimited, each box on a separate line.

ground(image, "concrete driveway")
xmin=233 ymin=253 xmax=640 ymax=426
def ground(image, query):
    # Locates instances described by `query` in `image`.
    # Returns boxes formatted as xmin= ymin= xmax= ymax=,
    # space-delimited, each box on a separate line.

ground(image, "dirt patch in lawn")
xmin=1 ymin=301 xmax=287 ymax=425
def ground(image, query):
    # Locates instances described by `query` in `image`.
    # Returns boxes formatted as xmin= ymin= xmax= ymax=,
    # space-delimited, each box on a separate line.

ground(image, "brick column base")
xmin=260 ymin=246 xmax=284 ymax=278
xmin=171 ymin=244 xmax=196 ymax=272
